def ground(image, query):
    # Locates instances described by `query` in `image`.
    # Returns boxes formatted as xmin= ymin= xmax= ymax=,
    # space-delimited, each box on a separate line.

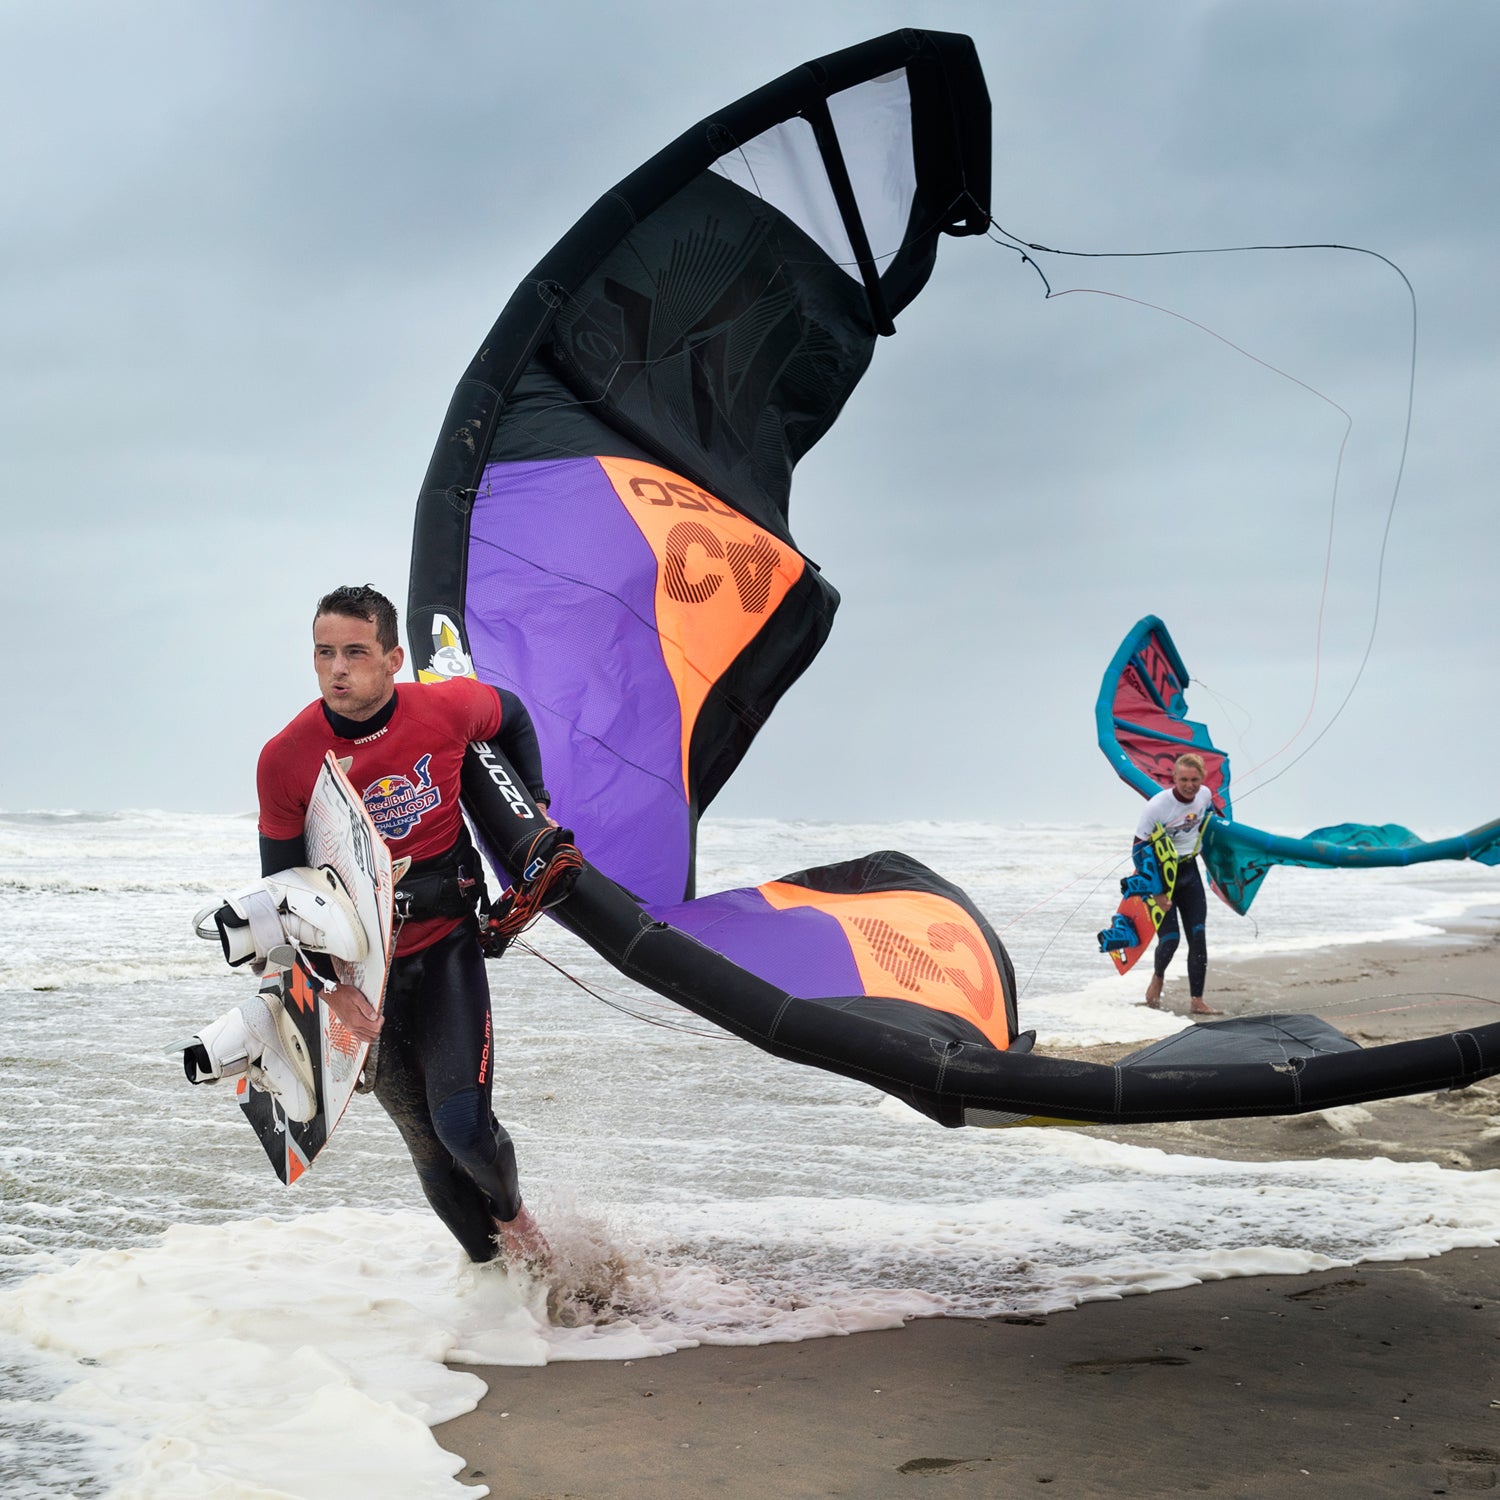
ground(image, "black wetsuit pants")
xmin=1153 ymin=855 xmax=1208 ymax=998
xmin=372 ymin=918 xmax=519 ymax=1262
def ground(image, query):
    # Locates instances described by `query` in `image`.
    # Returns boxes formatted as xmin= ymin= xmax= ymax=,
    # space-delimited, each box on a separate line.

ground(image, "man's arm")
xmin=256 ymin=736 xmax=311 ymax=876
xmin=495 ymin=688 xmax=551 ymax=809
xmin=259 ymin=832 xmax=307 ymax=878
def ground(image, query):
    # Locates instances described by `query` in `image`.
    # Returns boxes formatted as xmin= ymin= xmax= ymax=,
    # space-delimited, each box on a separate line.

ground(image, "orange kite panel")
xmin=600 ymin=457 xmax=804 ymax=795
xmin=759 ymin=882 xmax=1010 ymax=1050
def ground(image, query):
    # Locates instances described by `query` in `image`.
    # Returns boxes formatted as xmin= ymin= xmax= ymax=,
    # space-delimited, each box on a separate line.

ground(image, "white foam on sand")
xmin=6 ymin=1136 xmax=1500 ymax=1499
xmin=1018 ymin=969 xmax=1185 ymax=1046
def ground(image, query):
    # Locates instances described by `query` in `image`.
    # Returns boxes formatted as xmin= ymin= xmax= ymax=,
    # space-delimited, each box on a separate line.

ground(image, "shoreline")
xmin=442 ymin=1252 xmax=1500 ymax=1499
xmin=437 ymin=918 xmax=1500 ymax=1498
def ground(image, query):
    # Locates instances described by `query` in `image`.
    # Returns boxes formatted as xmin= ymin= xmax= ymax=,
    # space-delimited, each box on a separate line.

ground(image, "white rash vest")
xmin=1136 ymin=784 xmax=1215 ymax=858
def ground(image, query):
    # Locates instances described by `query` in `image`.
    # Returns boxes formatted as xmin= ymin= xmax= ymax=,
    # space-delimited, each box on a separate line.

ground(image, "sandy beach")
xmin=437 ymin=916 xmax=1500 ymax=1498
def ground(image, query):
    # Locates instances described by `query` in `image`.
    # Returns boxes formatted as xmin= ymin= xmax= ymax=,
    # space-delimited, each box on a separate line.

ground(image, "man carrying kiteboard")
xmin=256 ymin=584 xmax=551 ymax=1265
xmin=1136 ymin=752 xmax=1220 ymax=1017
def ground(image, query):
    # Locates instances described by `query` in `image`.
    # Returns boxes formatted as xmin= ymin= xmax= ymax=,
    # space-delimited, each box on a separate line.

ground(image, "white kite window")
xmin=827 ymin=69 xmax=917 ymax=273
xmin=710 ymin=68 xmax=916 ymax=281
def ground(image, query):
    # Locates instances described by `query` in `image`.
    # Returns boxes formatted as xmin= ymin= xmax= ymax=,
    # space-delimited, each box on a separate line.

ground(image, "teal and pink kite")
xmin=1097 ymin=614 xmax=1500 ymax=914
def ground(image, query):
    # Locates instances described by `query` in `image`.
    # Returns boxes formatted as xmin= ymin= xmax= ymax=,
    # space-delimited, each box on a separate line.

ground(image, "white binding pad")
xmin=186 ymin=752 xmax=399 ymax=1179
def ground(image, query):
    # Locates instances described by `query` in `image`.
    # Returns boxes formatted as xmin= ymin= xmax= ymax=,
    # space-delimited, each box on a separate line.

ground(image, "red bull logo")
xmin=362 ymin=754 xmax=440 ymax=840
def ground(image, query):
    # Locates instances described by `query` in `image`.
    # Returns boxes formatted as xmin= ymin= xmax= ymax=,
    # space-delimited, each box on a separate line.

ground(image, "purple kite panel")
xmin=651 ymin=886 xmax=863 ymax=999
xmin=465 ymin=458 xmax=690 ymax=902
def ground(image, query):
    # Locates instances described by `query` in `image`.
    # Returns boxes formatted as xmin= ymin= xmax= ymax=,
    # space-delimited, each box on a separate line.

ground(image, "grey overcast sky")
xmin=4 ymin=0 xmax=1496 ymax=833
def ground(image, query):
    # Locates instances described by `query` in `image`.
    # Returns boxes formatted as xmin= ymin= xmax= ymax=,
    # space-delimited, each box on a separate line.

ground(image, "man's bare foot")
xmin=495 ymin=1202 xmax=552 ymax=1269
xmin=1189 ymin=998 xmax=1222 ymax=1016
xmin=1143 ymin=972 xmax=1163 ymax=1009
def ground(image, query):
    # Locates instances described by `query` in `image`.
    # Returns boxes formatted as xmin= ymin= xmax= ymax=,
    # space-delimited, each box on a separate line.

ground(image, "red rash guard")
xmin=257 ymin=678 xmax=502 ymax=955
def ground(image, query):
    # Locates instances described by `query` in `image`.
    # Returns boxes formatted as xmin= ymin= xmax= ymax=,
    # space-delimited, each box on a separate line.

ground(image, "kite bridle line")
xmin=985 ymin=222 xmax=1419 ymax=812
xmin=972 ymin=226 xmax=1424 ymax=999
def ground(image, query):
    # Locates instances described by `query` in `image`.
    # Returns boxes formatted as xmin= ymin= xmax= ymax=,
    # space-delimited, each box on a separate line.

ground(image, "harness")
xmin=394 ymin=823 xmax=490 ymax=922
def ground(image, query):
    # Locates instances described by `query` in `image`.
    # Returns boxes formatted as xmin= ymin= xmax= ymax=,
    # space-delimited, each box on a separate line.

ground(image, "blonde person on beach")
xmin=1136 ymin=752 xmax=1220 ymax=1017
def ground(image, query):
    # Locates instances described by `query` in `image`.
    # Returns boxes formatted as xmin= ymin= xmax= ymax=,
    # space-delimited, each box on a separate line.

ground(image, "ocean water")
xmin=2 ymin=811 xmax=1499 ymax=1498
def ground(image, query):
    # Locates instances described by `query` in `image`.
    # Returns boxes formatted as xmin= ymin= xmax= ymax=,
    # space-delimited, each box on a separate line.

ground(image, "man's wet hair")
xmin=315 ymin=585 xmax=400 ymax=652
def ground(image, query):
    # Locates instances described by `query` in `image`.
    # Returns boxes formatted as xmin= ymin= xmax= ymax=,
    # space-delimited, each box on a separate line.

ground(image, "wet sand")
xmin=437 ymin=916 xmax=1500 ymax=1498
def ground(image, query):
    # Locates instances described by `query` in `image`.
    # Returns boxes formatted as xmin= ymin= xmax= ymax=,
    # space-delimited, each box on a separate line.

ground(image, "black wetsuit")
xmin=370 ymin=916 xmax=517 ymax=1261
xmin=259 ymin=686 xmax=548 ymax=1263
xmin=1153 ymin=854 xmax=1208 ymax=998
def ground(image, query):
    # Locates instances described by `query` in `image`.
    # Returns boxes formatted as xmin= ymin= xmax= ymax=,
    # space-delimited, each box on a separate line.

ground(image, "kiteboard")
xmin=1098 ymin=822 xmax=1178 ymax=976
xmin=223 ymin=752 xmax=399 ymax=1184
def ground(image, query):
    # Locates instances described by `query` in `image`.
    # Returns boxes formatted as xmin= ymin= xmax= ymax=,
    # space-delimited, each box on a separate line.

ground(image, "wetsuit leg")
xmin=1174 ymin=858 xmax=1209 ymax=996
xmin=373 ymin=920 xmax=519 ymax=1263
xmin=1153 ymin=904 xmax=1182 ymax=978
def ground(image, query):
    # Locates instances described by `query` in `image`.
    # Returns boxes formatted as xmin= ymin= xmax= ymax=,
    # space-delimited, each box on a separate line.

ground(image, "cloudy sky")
xmin=5 ymin=0 xmax=1496 ymax=834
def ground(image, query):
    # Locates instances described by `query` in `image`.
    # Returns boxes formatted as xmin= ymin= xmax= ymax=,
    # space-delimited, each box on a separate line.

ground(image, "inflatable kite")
xmin=407 ymin=30 xmax=1500 ymax=1128
xmin=1097 ymin=614 xmax=1500 ymax=913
